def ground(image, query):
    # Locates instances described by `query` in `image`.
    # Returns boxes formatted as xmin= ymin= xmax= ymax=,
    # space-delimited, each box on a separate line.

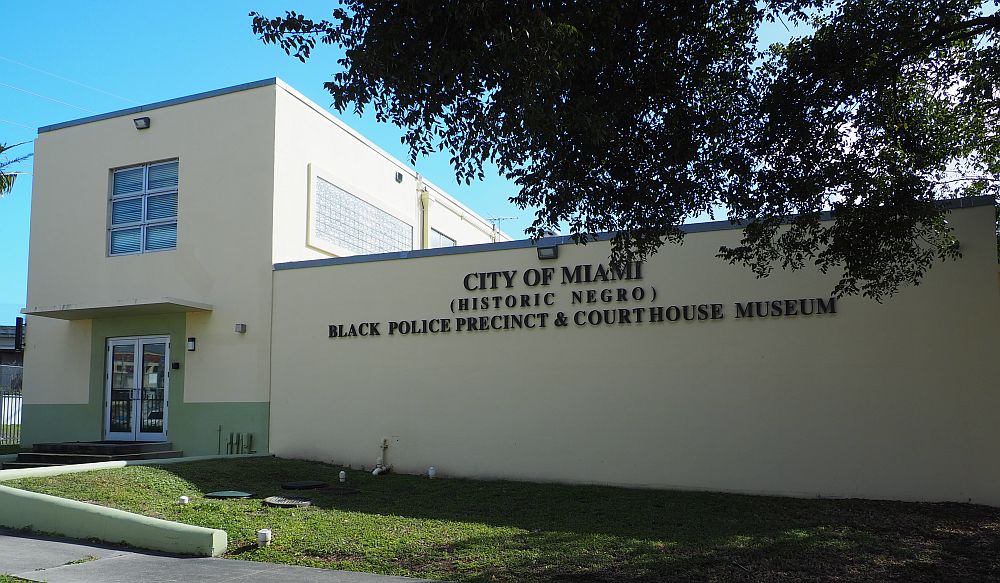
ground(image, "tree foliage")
xmin=251 ymin=1 xmax=1000 ymax=299
xmin=0 ymin=142 xmax=31 ymax=197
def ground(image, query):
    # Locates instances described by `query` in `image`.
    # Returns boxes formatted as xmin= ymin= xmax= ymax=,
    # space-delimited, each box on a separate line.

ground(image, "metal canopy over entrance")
xmin=104 ymin=336 xmax=170 ymax=441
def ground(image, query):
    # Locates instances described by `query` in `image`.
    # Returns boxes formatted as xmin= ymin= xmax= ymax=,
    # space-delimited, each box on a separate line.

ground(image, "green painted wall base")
xmin=167 ymin=402 xmax=269 ymax=456
xmin=21 ymin=404 xmax=101 ymax=446
xmin=20 ymin=401 xmax=268 ymax=457
xmin=21 ymin=314 xmax=270 ymax=456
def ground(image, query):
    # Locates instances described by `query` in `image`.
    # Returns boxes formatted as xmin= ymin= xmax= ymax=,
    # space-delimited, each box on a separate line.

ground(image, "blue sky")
xmin=0 ymin=1 xmax=534 ymax=324
xmin=0 ymin=2 xmax=793 ymax=325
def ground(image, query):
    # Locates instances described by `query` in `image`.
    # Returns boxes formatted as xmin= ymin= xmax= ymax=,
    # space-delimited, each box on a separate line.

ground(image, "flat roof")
xmin=37 ymin=78 xmax=279 ymax=134
xmin=274 ymin=195 xmax=996 ymax=271
xmin=37 ymin=77 xmax=508 ymax=240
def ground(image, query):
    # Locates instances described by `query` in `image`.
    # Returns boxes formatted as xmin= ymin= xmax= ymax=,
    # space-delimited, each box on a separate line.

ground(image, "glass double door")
xmin=105 ymin=337 xmax=169 ymax=441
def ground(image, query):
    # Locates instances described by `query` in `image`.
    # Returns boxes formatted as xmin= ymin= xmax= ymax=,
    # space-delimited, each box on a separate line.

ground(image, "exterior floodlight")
xmin=537 ymin=245 xmax=559 ymax=260
xmin=133 ymin=117 xmax=151 ymax=130
xmin=186 ymin=337 xmax=196 ymax=351
xmin=394 ymin=171 xmax=404 ymax=183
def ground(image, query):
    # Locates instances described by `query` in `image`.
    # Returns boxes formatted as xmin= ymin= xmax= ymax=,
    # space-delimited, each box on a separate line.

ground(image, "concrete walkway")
xmin=0 ymin=531 xmax=433 ymax=582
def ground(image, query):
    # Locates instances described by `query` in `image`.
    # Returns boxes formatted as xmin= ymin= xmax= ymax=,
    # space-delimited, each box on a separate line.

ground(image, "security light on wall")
xmin=133 ymin=117 xmax=151 ymax=130
xmin=536 ymin=245 xmax=559 ymax=260
xmin=186 ymin=337 xmax=196 ymax=351
xmin=394 ymin=171 xmax=404 ymax=183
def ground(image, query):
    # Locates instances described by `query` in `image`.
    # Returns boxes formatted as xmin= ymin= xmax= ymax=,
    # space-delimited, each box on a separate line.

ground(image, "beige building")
xmin=22 ymin=79 xmax=505 ymax=455
xmin=22 ymin=79 xmax=1000 ymax=506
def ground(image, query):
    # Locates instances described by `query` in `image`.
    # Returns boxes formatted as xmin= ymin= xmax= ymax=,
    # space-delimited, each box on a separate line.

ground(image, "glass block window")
xmin=313 ymin=176 xmax=412 ymax=255
xmin=109 ymin=160 xmax=178 ymax=255
xmin=430 ymin=228 xmax=457 ymax=248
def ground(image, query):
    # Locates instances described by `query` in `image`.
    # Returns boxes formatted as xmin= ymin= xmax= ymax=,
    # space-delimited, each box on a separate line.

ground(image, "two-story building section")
xmin=20 ymin=78 xmax=507 ymax=455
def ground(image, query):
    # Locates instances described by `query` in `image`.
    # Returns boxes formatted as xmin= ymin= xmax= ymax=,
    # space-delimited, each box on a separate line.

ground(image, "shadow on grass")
xmin=154 ymin=457 xmax=1000 ymax=582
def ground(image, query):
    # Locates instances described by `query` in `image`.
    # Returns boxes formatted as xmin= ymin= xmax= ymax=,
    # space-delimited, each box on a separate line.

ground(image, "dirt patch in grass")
xmin=5 ymin=457 xmax=1000 ymax=582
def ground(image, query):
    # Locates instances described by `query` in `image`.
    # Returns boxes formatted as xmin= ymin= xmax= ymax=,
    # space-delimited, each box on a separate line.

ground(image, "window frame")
xmin=430 ymin=228 xmax=457 ymax=248
xmin=108 ymin=160 xmax=179 ymax=256
xmin=305 ymin=162 xmax=416 ymax=257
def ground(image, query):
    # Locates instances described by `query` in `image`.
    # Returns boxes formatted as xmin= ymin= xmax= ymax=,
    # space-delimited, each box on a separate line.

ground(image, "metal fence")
xmin=1 ymin=365 xmax=22 ymax=445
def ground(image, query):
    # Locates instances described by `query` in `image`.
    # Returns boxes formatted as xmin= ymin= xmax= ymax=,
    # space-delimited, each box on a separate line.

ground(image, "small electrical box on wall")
xmin=172 ymin=362 xmax=181 ymax=370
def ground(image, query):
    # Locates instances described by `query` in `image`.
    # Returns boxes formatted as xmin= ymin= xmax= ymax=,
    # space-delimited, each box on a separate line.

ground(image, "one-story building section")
xmin=22 ymin=79 xmax=1000 ymax=506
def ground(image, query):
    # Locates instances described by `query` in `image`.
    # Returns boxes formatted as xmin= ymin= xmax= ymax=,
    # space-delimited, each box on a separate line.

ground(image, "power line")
xmin=0 ymin=82 xmax=96 ymax=113
xmin=0 ymin=119 xmax=34 ymax=130
xmin=0 ymin=55 xmax=136 ymax=104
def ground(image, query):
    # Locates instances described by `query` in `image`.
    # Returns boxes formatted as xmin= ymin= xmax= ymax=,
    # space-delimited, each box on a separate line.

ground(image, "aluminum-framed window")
xmin=108 ymin=160 xmax=178 ymax=256
xmin=430 ymin=228 xmax=456 ymax=248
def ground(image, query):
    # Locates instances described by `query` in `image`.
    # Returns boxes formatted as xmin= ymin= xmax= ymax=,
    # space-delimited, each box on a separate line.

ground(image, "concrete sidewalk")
xmin=0 ymin=530 xmax=433 ymax=582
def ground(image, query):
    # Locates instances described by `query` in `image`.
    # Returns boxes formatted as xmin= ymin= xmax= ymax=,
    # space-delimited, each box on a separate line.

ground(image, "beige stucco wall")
xmin=271 ymin=82 xmax=503 ymax=264
xmin=21 ymin=318 xmax=92 ymax=405
xmin=24 ymin=85 xmax=278 ymax=404
xmin=23 ymin=77 xmax=504 ymax=412
xmin=422 ymin=181 xmax=503 ymax=247
xmin=270 ymin=203 xmax=1000 ymax=505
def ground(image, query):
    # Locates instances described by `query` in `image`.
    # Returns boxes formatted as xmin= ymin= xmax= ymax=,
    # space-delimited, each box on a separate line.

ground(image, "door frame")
xmin=104 ymin=335 xmax=170 ymax=441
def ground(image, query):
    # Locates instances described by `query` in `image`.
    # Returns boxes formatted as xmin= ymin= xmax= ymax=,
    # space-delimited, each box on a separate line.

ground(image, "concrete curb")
xmin=0 ymin=453 xmax=272 ymax=557
xmin=0 ymin=453 xmax=273 ymax=482
xmin=0 ymin=484 xmax=227 ymax=557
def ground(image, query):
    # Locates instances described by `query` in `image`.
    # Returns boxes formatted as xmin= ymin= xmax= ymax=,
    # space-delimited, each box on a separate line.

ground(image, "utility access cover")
xmin=263 ymin=496 xmax=312 ymax=508
xmin=205 ymin=490 xmax=253 ymax=499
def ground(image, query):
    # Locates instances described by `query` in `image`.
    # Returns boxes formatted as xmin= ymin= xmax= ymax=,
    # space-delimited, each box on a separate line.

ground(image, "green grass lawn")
xmin=5 ymin=457 xmax=1000 ymax=582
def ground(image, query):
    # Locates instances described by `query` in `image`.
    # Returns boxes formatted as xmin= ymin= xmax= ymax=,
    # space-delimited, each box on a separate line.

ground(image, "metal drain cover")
xmin=281 ymin=480 xmax=328 ymax=490
xmin=205 ymin=490 xmax=253 ymax=499
xmin=263 ymin=495 xmax=312 ymax=508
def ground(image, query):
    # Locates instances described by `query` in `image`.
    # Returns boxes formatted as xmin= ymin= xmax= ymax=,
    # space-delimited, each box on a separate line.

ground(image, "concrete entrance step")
xmin=1 ymin=441 xmax=182 ymax=469
xmin=14 ymin=450 xmax=183 ymax=465
xmin=30 ymin=441 xmax=175 ymax=455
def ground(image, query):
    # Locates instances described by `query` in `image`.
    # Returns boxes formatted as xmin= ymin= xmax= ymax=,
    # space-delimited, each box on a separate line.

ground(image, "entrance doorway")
xmin=104 ymin=336 xmax=169 ymax=441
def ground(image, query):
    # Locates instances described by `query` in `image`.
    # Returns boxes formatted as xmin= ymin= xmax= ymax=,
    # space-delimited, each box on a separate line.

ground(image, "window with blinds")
xmin=108 ymin=160 xmax=178 ymax=255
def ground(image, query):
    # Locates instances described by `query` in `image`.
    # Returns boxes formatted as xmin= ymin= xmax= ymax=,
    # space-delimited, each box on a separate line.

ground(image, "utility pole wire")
xmin=0 ymin=55 xmax=137 ymax=104
xmin=0 ymin=82 xmax=96 ymax=113
xmin=0 ymin=119 xmax=34 ymax=130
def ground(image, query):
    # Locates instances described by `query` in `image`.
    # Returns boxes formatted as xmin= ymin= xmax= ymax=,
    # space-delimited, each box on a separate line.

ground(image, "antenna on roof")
xmin=486 ymin=216 xmax=517 ymax=233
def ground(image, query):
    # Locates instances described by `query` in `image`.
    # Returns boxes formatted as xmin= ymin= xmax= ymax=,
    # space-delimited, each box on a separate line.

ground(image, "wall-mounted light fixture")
xmin=235 ymin=323 xmax=247 ymax=334
xmin=536 ymin=245 xmax=559 ymax=260
xmin=133 ymin=117 xmax=151 ymax=130
xmin=186 ymin=337 xmax=196 ymax=351
xmin=394 ymin=171 xmax=404 ymax=183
